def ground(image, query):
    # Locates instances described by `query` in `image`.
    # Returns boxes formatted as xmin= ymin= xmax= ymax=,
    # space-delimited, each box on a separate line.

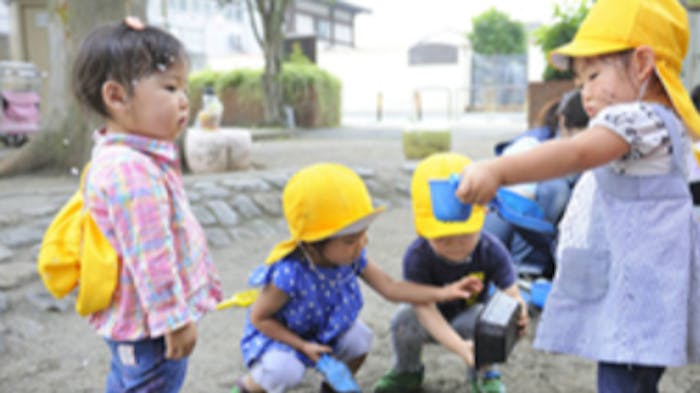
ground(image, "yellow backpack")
xmin=37 ymin=163 xmax=119 ymax=316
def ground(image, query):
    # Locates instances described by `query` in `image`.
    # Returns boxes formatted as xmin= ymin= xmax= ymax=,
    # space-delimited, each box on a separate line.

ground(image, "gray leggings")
xmin=390 ymin=303 xmax=482 ymax=373
xmin=249 ymin=319 xmax=373 ymax=393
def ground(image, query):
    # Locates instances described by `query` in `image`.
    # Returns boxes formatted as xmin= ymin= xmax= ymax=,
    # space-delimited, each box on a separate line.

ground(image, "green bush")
xmin=189 ymin=63 xmax=341 ymax=127
xmin=282 ymin=63 xmax=341 ymax=127
xmin=534 ymin=1 xmax=589 ymax=81
xmin=402 ymin=130 xmax=451 ymax=160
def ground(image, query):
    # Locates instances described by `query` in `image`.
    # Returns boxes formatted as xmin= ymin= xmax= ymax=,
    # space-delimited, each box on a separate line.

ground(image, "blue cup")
xmin=429 ymin=174 xmax=472 ymax=221
xmin=530 ymin=280 xmax=552 ymax=308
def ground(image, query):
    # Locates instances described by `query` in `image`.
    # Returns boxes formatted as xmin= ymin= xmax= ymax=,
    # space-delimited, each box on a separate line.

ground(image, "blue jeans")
xmin=104 ymin=336 xmax=188 ymax=393
xmin=597 ymin=362 xmax=665 ymax=393
xmin=483 ymin=178 xmax=572 ymax=277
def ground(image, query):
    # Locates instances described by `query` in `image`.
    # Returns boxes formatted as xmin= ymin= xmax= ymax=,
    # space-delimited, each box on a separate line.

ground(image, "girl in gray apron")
xmin=456 ymin=2 xmax=700 ymax=391
xmin=533 ymin=104 xmax=700 ymax=391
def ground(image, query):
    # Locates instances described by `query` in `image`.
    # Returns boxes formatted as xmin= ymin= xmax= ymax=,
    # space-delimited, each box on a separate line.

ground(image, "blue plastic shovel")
xmin=316 ymin=354 xmax=361 ymax=393
xmin=429 ymin=174 xmax=555 ymax=234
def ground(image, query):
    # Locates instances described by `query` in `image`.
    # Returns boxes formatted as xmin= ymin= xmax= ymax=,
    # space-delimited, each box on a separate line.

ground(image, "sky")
xmin=349 ymin=0 xmax=568 ymax=50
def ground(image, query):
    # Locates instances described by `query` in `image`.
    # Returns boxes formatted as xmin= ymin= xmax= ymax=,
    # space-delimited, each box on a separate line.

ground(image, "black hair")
xmin=72 ymin=20 xmax=188 ymax=118
xmin=691 ymin=84 xmax=700 ymax=112
xmin=556 ymin=89 xmax=589 ymax=129
xmin=537 ymin=97 xmax=561 ymax=136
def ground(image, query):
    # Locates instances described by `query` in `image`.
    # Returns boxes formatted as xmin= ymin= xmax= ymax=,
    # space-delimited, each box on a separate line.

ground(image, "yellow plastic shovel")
xmin=216 ymin=288 xmax=260 ymax=310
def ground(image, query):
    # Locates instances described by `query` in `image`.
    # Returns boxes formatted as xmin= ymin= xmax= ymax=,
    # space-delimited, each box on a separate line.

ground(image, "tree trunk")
xmin=0 ymin=0 xmax=146 ymax=177
xmin=262 ymin=42 xmax=283 ymax=125
xmin=248 ymin=0 xmax=289 ymax=126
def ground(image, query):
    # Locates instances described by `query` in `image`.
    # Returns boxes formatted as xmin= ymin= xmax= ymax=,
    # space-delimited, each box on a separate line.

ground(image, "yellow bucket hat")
xmin=411 ymin=153 xmax=486 ymax=239
xmin=264 ymin=163 xmax=385 ymax=264
xmin=549 ymin=0 xmax=700 ymax=137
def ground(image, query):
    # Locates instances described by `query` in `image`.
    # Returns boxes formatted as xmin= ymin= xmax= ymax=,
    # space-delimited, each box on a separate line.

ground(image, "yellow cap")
xmin=265 ymin=163 xmax=384 ymax=263
xmin=411 ymin=153 xmax=486 ymax=239
xmin=549 ymin=0 xmax=700 ymax=137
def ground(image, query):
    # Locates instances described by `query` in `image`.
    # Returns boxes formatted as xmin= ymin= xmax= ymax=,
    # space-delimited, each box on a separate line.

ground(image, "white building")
xmin=147 ymin=0 xmax=259 ymax=70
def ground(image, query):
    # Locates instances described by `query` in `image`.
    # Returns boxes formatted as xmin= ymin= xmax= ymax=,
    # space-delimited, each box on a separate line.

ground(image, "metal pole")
xmin=684 ymin=10 xmax=700 ymax=90
xmin=447 ymin=88 xmax=452 ymax=122
xmin=414 ymin=90 xmax=422 ymax=122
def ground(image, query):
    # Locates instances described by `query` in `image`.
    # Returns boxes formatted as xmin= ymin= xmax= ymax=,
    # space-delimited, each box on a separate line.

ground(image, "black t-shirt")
xmin=402 ymin=232 xmax=516 ymax=321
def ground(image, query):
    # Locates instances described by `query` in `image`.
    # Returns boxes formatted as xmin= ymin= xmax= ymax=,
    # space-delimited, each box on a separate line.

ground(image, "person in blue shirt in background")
xmin=483 ymin=89 xmax=589 ymax=278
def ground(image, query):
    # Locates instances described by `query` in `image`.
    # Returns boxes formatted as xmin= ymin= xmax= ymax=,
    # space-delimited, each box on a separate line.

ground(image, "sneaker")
xmin=372 ymin=367 xmax=424 ymax=393
xmin=469 ymin=370 xmax=506 ymax=393
xmin=230 ymin=378 xmax=250 ymax=393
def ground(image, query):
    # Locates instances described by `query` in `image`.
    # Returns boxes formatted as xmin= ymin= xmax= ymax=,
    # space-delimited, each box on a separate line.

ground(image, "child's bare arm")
xmin=249 ymin=284 xmax=331 ymax=362
xmin=361 ymin=259 xmax=482 ymax=303
xmin=413 ymin=303 xmax=474 ymax=366
xmin=501 ymin=283 xmax=529 ymax=337
xmin=457 ymin=126 xmax=629 ymax=204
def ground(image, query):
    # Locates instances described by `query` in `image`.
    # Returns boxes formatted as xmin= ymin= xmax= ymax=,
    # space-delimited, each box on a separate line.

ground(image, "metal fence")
xmin=469 ymin=53 xmax=527 ymax=111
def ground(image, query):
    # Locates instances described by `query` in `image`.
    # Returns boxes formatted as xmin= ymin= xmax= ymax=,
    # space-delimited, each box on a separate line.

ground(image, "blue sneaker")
xmin=469 ymin=370 xmax=505 ymax=393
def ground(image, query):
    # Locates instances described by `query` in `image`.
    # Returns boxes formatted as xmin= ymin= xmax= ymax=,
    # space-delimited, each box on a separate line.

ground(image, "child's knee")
xmin=390 ymin=305 xmax=424 ymax=340
xmin=335 ymin=320 xmax=373 ymax=361
xmin=250 ymin=351 xmax=306 ymax=391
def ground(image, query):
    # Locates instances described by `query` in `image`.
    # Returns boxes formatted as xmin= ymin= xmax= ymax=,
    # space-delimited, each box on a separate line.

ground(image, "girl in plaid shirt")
xmin=72 ymin=17 xmax=221 ymax=392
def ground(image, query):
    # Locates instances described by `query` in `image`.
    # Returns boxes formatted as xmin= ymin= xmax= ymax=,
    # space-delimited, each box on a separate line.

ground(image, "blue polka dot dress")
xmin=240 ymin=249 xmax=367 ymax=367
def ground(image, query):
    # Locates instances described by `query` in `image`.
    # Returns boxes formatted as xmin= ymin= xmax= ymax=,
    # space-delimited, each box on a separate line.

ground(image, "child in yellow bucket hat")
xmin=456 ymin=0 xmax=700 ymax=391
xmin=373 ymin=153 xmax=528 ymax=393
xmin=227 ymin=163 xmax=482 ymax=393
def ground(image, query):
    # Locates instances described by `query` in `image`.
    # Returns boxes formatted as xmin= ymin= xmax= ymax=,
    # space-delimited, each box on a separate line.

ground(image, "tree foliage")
xmin=468 ymin=8 xmax=526 ymax=55
xmin=534 ymin=1 xmax=590 ymax=81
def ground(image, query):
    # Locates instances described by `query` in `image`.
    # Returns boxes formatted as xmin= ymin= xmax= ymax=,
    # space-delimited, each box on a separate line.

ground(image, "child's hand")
xmin=164 ymin=322 xmax=197 ymax=360
xmin=460 ymin=339 xmax=475 ymax=367
xmin=517 ymin=299 xmax=529 ymax=338
xmin=462 ymin=275 xmax=484 ymax=294
xmin=455 ymin=161 xmax=502 ymax=205
xmin=301 ymin=341 xmax=333 ymax=363
xmin=441 ymin=275 xmax=484 ymax=302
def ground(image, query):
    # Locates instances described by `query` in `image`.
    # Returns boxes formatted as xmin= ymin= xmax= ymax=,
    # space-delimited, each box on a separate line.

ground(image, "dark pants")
xmin=690 ymin=181 xmax=700 ymax=205
xmin=597 ymin=362 xmax=665 ymax=393
xmin=104 ymin=336 xmax=188 ymax=393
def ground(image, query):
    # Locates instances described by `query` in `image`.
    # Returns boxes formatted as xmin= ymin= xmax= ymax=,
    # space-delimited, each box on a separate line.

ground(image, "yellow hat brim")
xmin=414 ymin=204 xmax=486 ymax=239
xmin=265 ymin=205 xmax=385 ymax=264
xmin=549 ymin=39 xmax=634 ymax=71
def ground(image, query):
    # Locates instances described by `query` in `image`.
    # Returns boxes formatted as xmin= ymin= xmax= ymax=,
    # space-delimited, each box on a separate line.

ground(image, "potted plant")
xmin=527 ymin=1 xmax=589 ymax=127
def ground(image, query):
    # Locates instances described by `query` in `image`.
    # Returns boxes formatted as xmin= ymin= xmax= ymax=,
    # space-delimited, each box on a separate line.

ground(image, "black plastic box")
xmin=474 ymin=291 xmax=521 ymax=367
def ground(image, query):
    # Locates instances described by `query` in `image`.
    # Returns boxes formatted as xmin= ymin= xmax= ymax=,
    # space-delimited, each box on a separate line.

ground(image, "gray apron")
xmin=534 ymin=104 xmax=700 ymax=367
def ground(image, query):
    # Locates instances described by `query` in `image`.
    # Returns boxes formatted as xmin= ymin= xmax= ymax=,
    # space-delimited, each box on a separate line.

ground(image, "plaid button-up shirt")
xmin=85 ymin=130 xmax=221 ymax=340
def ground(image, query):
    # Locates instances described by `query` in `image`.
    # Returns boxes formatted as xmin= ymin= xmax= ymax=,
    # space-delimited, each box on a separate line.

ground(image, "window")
xmin=317 ymin=19 xmax=330 ymax=39
xmin=334 ymin=23 xmax=351 ymax=44
xmin=295 ymin=14 xmax=314 ymax=35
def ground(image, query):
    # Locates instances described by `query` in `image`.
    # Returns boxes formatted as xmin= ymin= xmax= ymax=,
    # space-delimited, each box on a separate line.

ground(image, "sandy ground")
xmin=1 ymin=126 xmax=700 ymax=392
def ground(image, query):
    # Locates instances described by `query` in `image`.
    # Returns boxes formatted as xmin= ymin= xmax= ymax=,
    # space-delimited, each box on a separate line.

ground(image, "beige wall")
xmin=8 ymin=0 xmax=48 ymax=99
xmin=0 ymin=36 xmax=9 ymax=60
